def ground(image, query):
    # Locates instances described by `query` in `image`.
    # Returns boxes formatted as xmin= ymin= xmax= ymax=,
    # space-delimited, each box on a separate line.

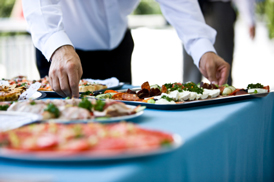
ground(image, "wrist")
xmin=50 ymin=45 xmax=75 ymax=62
xmin=199 ymin=52 xmax=216 ymax=68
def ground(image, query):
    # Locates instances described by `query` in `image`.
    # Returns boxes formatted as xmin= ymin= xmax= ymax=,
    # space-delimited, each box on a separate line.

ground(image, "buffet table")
xmin=0 ymin=88 xmax=273 ymax=182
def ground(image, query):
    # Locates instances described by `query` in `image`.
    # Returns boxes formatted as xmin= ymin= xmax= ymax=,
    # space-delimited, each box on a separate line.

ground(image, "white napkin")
xmin=18 ymin=82 xmax=41 ymax=101
xmin=83 ymin=77 xmax=119 ymax=87
xmin=0 ymin=112 xmax=41 ymax=132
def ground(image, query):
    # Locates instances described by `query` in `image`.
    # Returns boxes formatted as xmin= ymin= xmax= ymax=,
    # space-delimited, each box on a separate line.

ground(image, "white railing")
xmin=0 ymin=35 xmax=40 ymax=80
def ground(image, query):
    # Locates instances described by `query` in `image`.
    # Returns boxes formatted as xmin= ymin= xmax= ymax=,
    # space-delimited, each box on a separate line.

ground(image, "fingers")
xmin=59 ymin=73 xmax=71 ymax=97
xmin=217 ymin=63 xmax=230 ymax=85
xmin=199 ymin=52 xmax=230 ymax=86
xmin=249 ymin=26 xmax=256 ymax=40
xmin=50 ymin=74 xmax=66 ymax=97
xmin=205 ymin=62 xmax=217 ymax=85
xmin=68 ymin=67 xmax=80 ymax=98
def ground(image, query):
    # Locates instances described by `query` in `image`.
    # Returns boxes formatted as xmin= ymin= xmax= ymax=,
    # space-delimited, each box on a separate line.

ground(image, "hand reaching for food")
xmin=49 ymin=45 xmax=83 ymax=98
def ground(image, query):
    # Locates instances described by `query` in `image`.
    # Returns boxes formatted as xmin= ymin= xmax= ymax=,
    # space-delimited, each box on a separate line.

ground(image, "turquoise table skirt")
xmin=0 ymin=87 xmax=273 ymax=182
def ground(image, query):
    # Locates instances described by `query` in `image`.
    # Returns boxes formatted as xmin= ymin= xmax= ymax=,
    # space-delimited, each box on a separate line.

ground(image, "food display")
xmin=0 ymin=85 xmax=27 ymax=101
xmin=0 ymin=78 xmax=271 ymax=162
xmin=7 ymin=98 xmax=144 ymax=121
xmin=93 ymin=81 xmax=270 ymax=107
xmin=0 ymin=122 xmax=181 ymax=160
xmin=3 ymin=76 xmax=108 ymax=93
xmin=79 ymin=80 xmax=107 ymax=92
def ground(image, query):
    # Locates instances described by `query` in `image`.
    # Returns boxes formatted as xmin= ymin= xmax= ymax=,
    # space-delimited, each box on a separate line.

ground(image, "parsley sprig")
xmin=247 ymin=83 xmax=264 ymax=89
xmin=183 ymin=82 xmax=203 ymax=94
xmin=161 ymin=95 xmax=174 ymax=102
xmin=44 ymin=103 xmax=60 ymax=118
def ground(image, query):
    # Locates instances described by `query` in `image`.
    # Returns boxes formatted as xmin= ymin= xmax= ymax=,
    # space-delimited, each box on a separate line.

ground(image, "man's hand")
xmin=49 ymin=45 xmax=83 ymax=97
xmin=249 ymin=25 xmax=256 ymax=40
xmin=199 ymin=52 xmax=230 ymax=85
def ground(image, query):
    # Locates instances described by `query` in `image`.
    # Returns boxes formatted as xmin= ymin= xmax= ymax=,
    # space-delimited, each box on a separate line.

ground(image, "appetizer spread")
xmin=7 ymin=98 xmax=144 ymax=121
xmin=93 ymin=81 xmax=270 ymax=105
xmin=3 ymin=76 xmax=108 ymax=93
xmin=0 ymin=122 xmax=175 ymax=154
xmin=0 ymin=85 xmax=26 ymax=101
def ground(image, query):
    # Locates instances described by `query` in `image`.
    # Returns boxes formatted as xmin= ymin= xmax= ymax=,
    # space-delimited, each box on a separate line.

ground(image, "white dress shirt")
xmin=22 ymin=0 xmax=217 ymax=68
xmin=209 ymin=0 xmax=256 ymax=26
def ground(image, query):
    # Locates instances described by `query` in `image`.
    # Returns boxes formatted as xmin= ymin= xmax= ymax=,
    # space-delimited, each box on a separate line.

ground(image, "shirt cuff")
xmin=189 ymin=38 xmax=216 ymax=68
xmin=43 ymin=30 xmax=73 ymax=61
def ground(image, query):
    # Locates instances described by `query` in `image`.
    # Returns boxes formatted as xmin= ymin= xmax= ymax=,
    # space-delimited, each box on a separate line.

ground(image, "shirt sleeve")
xmin=233 ymin=0 xmax=256 ymax=27
xmin=22 ymin=0 xmax=73 ymax=61
xmin=155 ymin=0 xmax=217 ymax=68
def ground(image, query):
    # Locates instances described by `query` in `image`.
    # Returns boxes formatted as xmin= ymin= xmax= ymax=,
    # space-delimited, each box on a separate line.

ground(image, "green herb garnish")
xmin=94 ymin=99 xmax=106 ymax=111
xmin=183 ymin=82 xmax=203 ymax=94
xmin=44 ymin=103 xmax=60 ymax=118
xmin=247 ymin=83 xmax=264 ymax=89
xmin=0 ymin=105 xmax=9 ymax=111
xmin=160 ymin=139 xmax=172 ymax=147
xmin=161 ymin=95 xmax=174 ymax=102
xmin=78 ymin=97 xmax=92 ymax=111
xmin=164 ymin=83 xmax=173 ymax=89
xmin=19 ymin=82 xmax=28 ymax=87
xmin=170 ymin=83 xmax=183 ymax=92
xmin=254 ymin=90 xmax=258 ymax=94
xmin=30 ymin=101 xmax=36 ymax=105
xmin=80 ymin=91 xmax=93 ymax=98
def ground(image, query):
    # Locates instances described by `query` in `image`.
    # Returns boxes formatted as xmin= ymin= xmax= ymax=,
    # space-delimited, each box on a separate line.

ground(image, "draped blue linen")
xmin=0 ymin=88 xmax=273 ymax=182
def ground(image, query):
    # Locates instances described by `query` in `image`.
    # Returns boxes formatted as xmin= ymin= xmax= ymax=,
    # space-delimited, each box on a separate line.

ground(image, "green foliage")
xmin=133 ymin=0 xmax=162 ymax=15
xmin=0 ymin=0 xmax=16 ymax=18
xmin=256 ymin=0 xmax=274 ymax=39
xmin=265 ymin=0 xmax=274 ymax=39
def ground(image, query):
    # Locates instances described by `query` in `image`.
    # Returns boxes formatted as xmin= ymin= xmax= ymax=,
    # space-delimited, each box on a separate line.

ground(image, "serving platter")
xmin=43 ymin=82 xmax=125 ymax=97
xmin=44 ymin=105 xmax=144 ymax=123
xmin=0 ymin=134 xmax=182 ymax=162
xmin=104 ymin=88 xmax=271 ymax=110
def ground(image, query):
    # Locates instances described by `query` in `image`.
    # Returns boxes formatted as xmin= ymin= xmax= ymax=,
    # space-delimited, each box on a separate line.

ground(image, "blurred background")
xmin=0 ymin=0 xmax=273 ymax=89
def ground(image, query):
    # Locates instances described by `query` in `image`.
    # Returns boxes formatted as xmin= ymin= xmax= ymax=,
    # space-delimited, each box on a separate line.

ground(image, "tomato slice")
xmin=172 ymin=83 xmax=183 ymax=88
xmin=59 ymin=139 xmax=90 ymax=151
xmin=93 ymin=138 xmax=127 ymax=150
xmin=104 ymin=90 xmax=118 ymax=94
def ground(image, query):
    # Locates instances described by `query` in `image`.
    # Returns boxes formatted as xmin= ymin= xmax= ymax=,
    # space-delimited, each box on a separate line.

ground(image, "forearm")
xmin=156 ymin=0 xmax=217 ymax=67
xmin=22 ymin=0 xmax=73 ymax=61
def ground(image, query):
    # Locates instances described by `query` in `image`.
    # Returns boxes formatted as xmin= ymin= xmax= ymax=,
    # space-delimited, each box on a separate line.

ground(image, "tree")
xmin=0 ymin=0 xmax=16 ymax=18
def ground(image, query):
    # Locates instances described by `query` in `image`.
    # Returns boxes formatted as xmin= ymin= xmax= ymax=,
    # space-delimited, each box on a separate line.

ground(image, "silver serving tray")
xmin=108 ymin=88 xmax=272 ymax=110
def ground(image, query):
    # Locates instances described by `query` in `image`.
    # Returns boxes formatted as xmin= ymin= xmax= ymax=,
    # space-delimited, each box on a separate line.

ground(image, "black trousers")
xmin=35 ymin=29 xmax=134 ymax=84
xmin=183 ymin=2 xmax=236 ymax=85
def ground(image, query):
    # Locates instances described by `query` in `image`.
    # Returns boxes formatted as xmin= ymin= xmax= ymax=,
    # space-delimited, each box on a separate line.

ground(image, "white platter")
xmin=0 ymin=134 xmax=183 ymax=162
xmin=43 ymin=105 xmax=144 ymax=123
